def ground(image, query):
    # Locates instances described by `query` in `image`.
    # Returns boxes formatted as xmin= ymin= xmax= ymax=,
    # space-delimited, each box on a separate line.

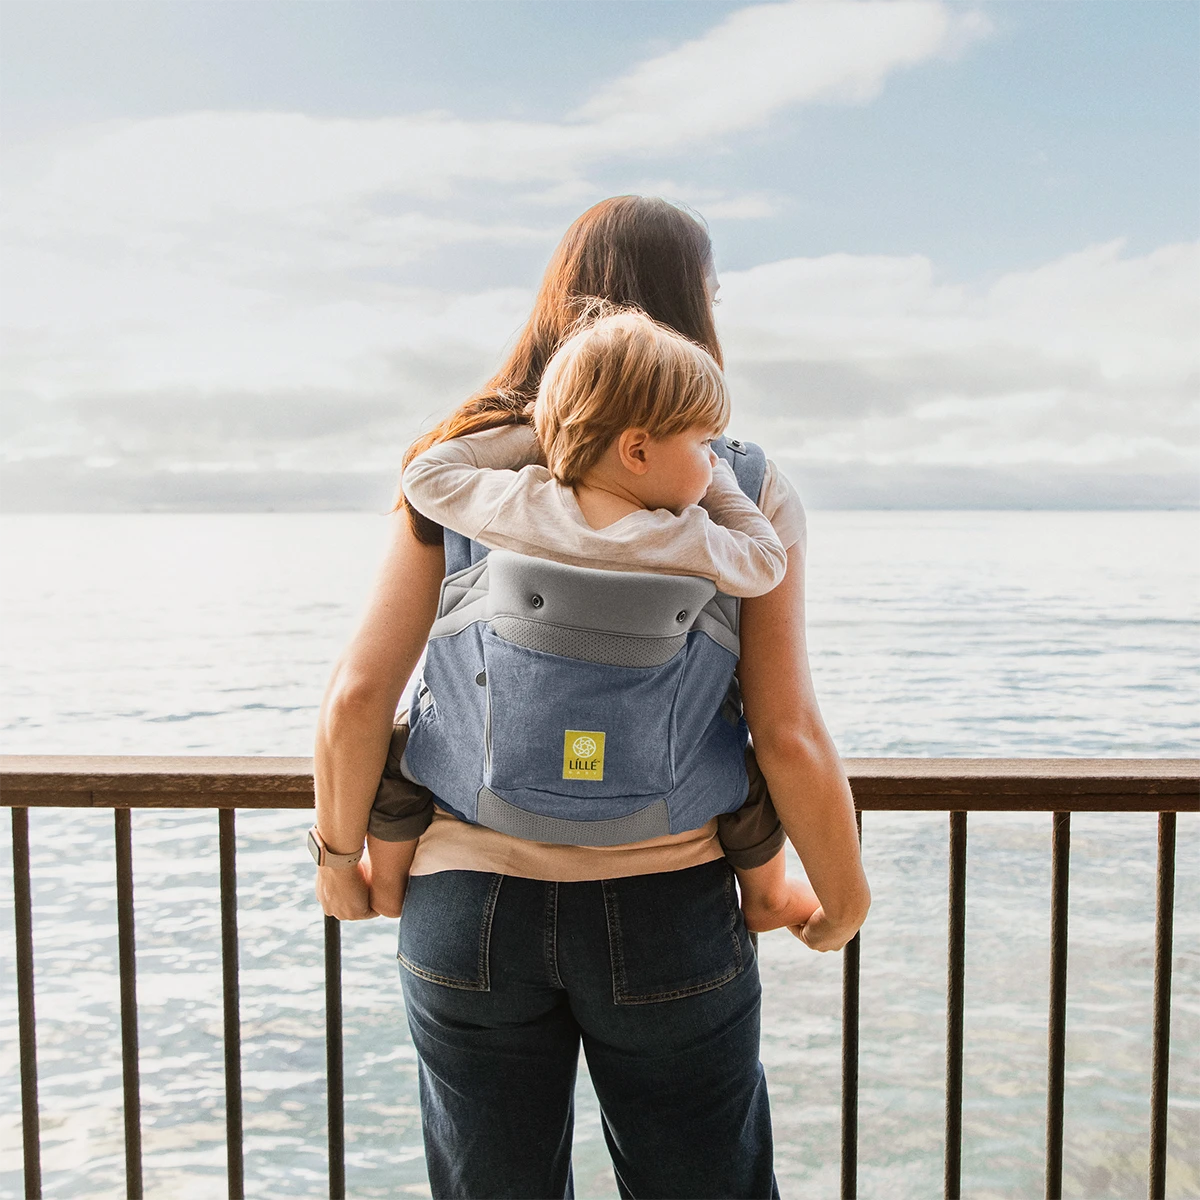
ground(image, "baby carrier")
xmin=399 ymin=435 xmax=768 ymax=846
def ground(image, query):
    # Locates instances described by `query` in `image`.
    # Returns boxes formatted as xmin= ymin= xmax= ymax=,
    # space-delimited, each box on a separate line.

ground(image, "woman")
xmin=313 ymin=196 xmax=869 ymax=1198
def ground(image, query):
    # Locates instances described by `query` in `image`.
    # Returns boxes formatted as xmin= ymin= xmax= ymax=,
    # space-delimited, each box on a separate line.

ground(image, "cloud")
xmin=6 ymin=238 xmax=1195 ymax=511
xmin=6 ymin=2 xmax=984 ymax=230
xmin=576 ymin=0 xmax=990 ymax=147
xmin=770 ymin=462 xmax=1197 ymax=510
xmin=715 ymin=240 xmax=1199 ymax=481
xmin=719 ymin=242 xmax=1194 ymax=379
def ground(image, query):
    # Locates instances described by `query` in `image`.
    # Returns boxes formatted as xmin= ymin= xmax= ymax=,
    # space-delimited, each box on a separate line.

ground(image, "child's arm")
xmin=717 ymin=742 xmax=785 ymax=870
xmin=690 ymin=458 xmax=788 ymax=596
xmin=401 ymin=424 xmax=543 ymax=538
xmin=734 ymin=852 xmax=820 ymax=936
xmin=365 ymin=835 xmax=417 ymax=919
xmin=365 ymin=713 xmax=434 ymax=917
xmin=721 ymin=742 xmax=819 ymax=935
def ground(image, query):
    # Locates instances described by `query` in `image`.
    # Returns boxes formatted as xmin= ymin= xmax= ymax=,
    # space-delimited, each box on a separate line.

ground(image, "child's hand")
xmin=740 ymin=874 xmax=820 ymax=935
xmin=735 ymin=849 xmax=820 ymax=935
xmin=796 ymin=905 xmax=864 ymax=953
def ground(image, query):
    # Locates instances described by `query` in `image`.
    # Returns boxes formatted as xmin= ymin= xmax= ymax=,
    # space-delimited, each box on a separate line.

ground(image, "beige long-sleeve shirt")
xmin=400 ymin=422 xmax=808 ymax=881
xmin=401 ymin=424 xmax=787 ymax=596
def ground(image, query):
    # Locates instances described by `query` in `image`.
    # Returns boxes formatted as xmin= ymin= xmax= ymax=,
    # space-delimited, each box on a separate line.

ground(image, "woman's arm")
xmin=737 ymin=539 xmax=870 ymax=951
xmin=313 ymin=511 xmax=444 ymax=920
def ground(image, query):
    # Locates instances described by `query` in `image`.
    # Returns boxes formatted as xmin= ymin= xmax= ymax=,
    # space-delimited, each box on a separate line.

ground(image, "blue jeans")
xmin=398 ymin=858 xmax=778 ymax=1199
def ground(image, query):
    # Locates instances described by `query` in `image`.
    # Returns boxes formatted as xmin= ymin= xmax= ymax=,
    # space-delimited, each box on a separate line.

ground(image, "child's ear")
xmin=617 ymin=428 xmax=652 ymax=474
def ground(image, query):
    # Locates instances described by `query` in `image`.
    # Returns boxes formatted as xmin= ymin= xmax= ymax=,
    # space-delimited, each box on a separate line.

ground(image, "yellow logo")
xmin=563 ymin=730 xmax=605 ymax=780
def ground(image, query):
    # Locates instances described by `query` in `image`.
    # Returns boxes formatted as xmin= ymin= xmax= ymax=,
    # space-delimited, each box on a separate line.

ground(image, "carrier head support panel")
xmin=399 ymin=435 xmax=768 ymax=846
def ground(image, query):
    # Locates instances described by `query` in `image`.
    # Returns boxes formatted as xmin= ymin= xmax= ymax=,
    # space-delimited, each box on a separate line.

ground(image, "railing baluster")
xmin=114 ymin=808 xmax=144 ymax=1199
xmin=325 ymin=914 xmax=346 ymax=1200
xmin=945 ymin=811 xmax=968 ymax=1200
xmin=12 ymin=808 xmax=42 ymax=1199
xmin=1149 ymin=811 xmax=1176 ymax=1200
xmin=219 ymin=809 xmax=245 ymax=1199
xmin=841 ymin=809 xmax=862 ymax=1200
xmin=1045 ymin=811 xmax=1071 ymax=1200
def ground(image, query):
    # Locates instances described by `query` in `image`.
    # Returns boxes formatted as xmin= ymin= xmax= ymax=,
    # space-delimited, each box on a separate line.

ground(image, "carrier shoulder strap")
xmin=712 ymin=434 xmax=767 ymax=509
xmin=442 ymin=433 xmax=767 ymax=573
xmin=444 ymin=525 xmax=483 ymax=576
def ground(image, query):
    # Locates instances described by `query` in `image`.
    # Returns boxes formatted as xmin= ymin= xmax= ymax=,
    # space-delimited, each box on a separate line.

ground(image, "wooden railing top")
xmin=1 ymin=756 xmax=315 ymax=809
xmin=1 ymin=756 xmax=1196 ymax=812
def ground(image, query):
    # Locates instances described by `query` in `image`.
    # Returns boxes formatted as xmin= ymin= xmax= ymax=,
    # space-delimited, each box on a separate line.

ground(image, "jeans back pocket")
xmin=602 ymin=860 xmax=747 ymax=1005
xmin=397 ymin=871 xmax=503 ymax=991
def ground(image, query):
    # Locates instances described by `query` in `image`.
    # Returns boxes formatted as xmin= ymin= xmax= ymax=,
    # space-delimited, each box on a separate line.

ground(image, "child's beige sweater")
xmin=401 ymin=423 xmax=788 ymax=596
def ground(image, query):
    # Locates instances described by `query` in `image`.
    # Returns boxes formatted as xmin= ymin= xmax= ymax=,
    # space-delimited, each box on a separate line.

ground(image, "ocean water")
xmin=0 ymin=511 xmax=1197 ymax=1199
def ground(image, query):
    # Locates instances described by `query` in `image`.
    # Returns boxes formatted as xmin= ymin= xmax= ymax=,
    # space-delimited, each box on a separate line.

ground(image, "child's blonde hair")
xmin=533 ymin=303 xmax=730 ymax=486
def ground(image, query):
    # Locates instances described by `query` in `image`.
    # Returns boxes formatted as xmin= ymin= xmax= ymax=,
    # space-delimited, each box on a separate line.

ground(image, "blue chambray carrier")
xmin=399 ymin=435 xmax=768 ymax=846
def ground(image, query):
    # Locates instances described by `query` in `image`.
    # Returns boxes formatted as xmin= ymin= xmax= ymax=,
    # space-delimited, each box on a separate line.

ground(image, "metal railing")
xmin=2 ymin=756 xmax=1197 ymax=1200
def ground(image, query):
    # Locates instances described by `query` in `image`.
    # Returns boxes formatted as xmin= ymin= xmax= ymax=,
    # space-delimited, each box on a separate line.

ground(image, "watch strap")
xmin=307 ymin=826 xmax=364 ymax=869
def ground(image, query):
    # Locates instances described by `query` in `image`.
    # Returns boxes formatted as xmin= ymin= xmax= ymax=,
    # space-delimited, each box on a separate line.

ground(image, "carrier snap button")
xmin=530 ymin=594 xmax=544 ymax=608
xmin=475 ymin=670 xmax=486 ymax=686
xmin=675 ymin=610 xmax=688 ymax=622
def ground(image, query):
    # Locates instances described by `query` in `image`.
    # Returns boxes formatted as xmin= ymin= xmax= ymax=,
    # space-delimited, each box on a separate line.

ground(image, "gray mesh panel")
xmin=487 ymin=550 xmax=713 ymax=637
xmin=489 ymin=616 xmax=685 ymax=667
xmin=476 ymin=787 xmax=671 ymax=846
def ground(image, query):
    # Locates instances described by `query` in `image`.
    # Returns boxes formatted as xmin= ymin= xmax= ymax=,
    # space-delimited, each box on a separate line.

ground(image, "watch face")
xmin=307 ymin=827 xmax=322 ymax=865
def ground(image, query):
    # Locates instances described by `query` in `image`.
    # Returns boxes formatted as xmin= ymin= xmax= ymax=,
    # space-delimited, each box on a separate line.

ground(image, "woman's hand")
xmin=315 ymin=863 xmax=377 ymax=921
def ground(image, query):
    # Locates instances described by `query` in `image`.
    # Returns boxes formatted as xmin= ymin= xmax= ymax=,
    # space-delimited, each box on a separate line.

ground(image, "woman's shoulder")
xmin=759 ymin=455 xmax=807 ymax=553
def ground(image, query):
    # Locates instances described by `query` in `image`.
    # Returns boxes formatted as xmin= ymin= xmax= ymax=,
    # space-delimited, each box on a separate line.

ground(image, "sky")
xmin=1 ymin=0 xmax=1197 ymax=511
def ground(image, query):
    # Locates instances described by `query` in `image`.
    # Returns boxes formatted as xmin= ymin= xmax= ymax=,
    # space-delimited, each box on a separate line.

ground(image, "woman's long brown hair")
xmin=397 ymin=195 xmax=720 ymax=544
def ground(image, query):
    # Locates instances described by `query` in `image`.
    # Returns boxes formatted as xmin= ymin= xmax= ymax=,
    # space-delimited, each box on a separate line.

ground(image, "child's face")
xmin=641 ymin=426 xmax=721 ymax=512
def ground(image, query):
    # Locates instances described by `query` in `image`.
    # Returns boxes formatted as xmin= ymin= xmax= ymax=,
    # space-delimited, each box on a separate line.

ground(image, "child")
xmin=369 ymin=308 xmax=818 ymax=936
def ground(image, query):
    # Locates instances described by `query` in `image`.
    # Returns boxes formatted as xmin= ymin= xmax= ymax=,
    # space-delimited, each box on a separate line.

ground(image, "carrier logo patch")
xmin=563 ymin=730 xmax=605 ymax=781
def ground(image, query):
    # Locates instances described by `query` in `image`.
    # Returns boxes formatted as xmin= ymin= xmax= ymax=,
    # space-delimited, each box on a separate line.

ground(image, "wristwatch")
xmin=306 ymin=826 xmax=364 ymax=869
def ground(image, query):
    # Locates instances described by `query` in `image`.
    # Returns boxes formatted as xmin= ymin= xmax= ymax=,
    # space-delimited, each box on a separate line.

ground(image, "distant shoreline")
xmin=3 ymin=463 xmax=1196 ymax=514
